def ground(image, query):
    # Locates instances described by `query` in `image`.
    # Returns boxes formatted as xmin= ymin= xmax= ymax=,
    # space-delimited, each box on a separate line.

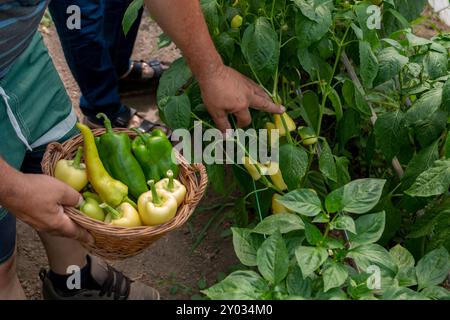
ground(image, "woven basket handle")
xmin=41 ymin=142 xmax=64 ymax=176
xmin=188 ymin=163 xmax=208 ymax=208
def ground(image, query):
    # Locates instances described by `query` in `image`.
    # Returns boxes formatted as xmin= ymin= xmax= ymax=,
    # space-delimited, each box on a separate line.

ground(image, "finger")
xmin=235 ymin=109 xmax=252 ymax=128
xmin=211 ymin=111 xmax=232 ymax=133
xmin=56 ymin=210 xmax=95 ymax=245
xmin=250 ymin=94 xmax=285 ymax=114
xmin=58 ymin=182 xmax=83 ymax=207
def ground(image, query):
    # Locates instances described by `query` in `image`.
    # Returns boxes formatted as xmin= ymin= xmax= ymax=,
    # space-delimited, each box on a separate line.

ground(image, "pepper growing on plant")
xmin=155 ymin=170 xmax=186 ymax=206
xmin=96 ymin=113 xmax=148 ymax=200
xmin=79 ymin=192 xmax=105 ymax=221
xmin=131 ymin=129 xmax=179 ymax=181
xmin=101 ymin=202 xmax=142 ymax=227
xmin=298 ymin=126 xmax=318 ymax=146
xmin=76 ymin=122 xmax=132 ymax=207
xmin=138 ymin=180 xmax=178 ymax=226
xmin=54 ymin=146 xmax=88 ymax=192
xmin=271 ymin=194 xmax=291 ymax=214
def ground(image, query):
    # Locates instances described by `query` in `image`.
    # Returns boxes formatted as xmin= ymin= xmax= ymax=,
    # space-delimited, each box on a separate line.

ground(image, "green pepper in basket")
xmin=131 ymin=129 xmax=179 ymax=181
xmin=79 ymin=192 xmax=105 ymax=221
xmin=138 ymin=180 xmax=178 ymax=226
xmin=76 ymin=122 xmax=132 ymax=207
xmin=96 ymin=113 xmax=148 ymax=200
xmin=54 ymin=146 xmax=88 ymax=191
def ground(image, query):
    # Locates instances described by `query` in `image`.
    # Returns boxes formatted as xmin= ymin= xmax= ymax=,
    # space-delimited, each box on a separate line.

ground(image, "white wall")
xmin=428 ymin=0 xmax=450 ymax=26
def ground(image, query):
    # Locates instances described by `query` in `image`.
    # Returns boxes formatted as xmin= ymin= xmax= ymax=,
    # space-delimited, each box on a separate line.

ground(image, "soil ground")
xmin=16 ymin=13 xmax=238 ymax=300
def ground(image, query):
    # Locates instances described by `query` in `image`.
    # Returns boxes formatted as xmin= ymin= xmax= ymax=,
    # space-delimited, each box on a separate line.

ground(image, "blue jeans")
xmin=48 ymin=0 xmax=143 ymax=122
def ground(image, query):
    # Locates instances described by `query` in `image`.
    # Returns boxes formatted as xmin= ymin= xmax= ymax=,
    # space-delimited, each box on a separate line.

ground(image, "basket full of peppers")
xmin=42 ymin=114 xmax=208 ymax=260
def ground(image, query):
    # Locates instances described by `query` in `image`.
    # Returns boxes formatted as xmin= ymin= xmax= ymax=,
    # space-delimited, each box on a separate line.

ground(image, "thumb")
xmin=58 ymin=181 xmax=83 ymax=207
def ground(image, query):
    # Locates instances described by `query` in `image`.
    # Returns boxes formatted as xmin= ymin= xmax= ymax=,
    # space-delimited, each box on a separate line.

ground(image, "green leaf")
xmin=157 ymin=33 xmax=172 ymax=49
xmin=390 ymin=244 xmax=417 ymax=287
xmin=200 ymin=0 xmax=219 ymax=35
xmin=163 ymin=95 xmax=191 ymax=130
xmin=416 ymin=247 xmax=450 ymax=290
xmin=202 ymin=270 xmax=269 ymax=300
xmin=277 ymin=189 xmax=322 ymax=217
xmin=359 ymin=41 xmax=379 ymax=88
xmin=374 ymin=111 xmax=410 ymax=161
xmin=329 ymin=157 xmax=351 ymax=190
xmin=373 ymin=47 xmax=408 ymax=86
xmin=354 ymin=88 xmax=372 ymax=116
xmin=286 ymin=265 xmax=312 ymax=298
xmin=304 ymin=222 xmax=323 ymax=246
xmin=382 ymin=287 xmax=428 ymax=300
xmin=319 ymin=140 xmax=337 ymax=182
xmin=336 ymin=109 xmax=361 ymax=149
xmin=347 ymin=244 xmax=398 ymax=275
xmin=442 ymin=79 xmax=450 ymax=113
xmin=241 ymin=17 xmax=279 ymax=81
xmin=415 ymin=110 xmax=448 ymax=148
xmin=292 ymin=0 xmax=321 ymax=22
xmin=424 ymin=50 xmax=448 ymax=80
xmin=349 ymin=212 xmax=386 ymax=247
xmin=390 ymin=244 xmax=415 ymax=269
xmin=322 ymin=261 xmax=349 ymax=292
xmin=156 ymin=58 xmax=192 ymax=107
xmin=295 ymin=246 xmax=328 ymax=277
xmin=206 ymin=164 xmax=226 ymax=195
xmin=328 ymin=88 xmax=343 ymax=121
xmin=256 ymin=231 xmax=289 ymax=284
xmin=299 ymin=91 xmax=321 ymax=132
xmin=405 ymin=160 xmax=450 ymax=197
xmin=295 ymin=3 xmax=332 ymax=49
xmin=232 ymin=197 xmax=248 ymax=228
xmin=252 ymin=213 xmax=305 ymax=235
xmin=331 ymin=215 xmax=356 ymax=234
xmin=420 ymin=286 xmax=450 ymax=300
xmin=122 ymin=0 xmax=143 ymax=35
xmin=402 ymin=140 xmax=440 ymax=190
xmin=326 ymin=179 xmax=386 ymax=214
xmin=405 ymin=87 xmax=443 ymax=125
xmin=231 ymin=228 xmax=262 ymax=267
xmin=215 ymin=32 xmax=235 ymax=63
xmin=279 ymin=144 xmax=309 ymax=190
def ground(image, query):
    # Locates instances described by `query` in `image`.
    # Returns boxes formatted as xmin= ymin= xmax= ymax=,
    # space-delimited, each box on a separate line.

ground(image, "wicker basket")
xmin=41 ymin=128 xmax=208 ymax=260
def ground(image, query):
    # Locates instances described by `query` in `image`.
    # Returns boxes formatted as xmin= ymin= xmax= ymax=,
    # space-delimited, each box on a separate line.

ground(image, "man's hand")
xmin=145 ymin=0 xmax=284 ymax=132
xmin=199 ymin=65 xmax=285 ymax=132
xmin=0 ymin=161 xmax=93 ymax=244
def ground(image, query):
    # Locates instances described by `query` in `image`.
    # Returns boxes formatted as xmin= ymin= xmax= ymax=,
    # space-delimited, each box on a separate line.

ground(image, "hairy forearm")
xmin=145 ymin=0 xmax=223 ymax=82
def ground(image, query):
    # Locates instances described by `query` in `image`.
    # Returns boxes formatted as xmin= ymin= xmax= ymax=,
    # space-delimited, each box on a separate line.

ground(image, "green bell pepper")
xmin=96 ymin=113 xmax=148 ymax=200
xmin=131 ymin=129 xmax=179 ymax=181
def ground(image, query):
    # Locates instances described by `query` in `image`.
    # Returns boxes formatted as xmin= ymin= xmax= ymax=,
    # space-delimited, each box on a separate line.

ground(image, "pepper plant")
xmin=124 ymin=0 xmax=450 ymax=299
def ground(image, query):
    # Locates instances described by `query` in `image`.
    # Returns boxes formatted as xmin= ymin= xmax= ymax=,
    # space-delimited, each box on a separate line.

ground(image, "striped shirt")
xmin=0 ymin=0 xmax=49 ymax=79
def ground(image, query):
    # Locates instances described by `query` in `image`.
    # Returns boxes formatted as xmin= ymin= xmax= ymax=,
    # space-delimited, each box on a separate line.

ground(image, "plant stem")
xmin=167 ymin=170 xmax=175 ymax=191
xmin=148 ymin=180 xmax=162 ymax=205
xmin=96 ymin=113 xmax=113 ymax=133
xmin=72 ymin=147 xmax=83 ymax=169
xmin=100 ymin=203 xmax=122 ymax=220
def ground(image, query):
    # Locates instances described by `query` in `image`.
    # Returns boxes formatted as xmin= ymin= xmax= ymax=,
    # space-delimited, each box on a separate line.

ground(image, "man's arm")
xmin=0 ymin=157 xmax=92 ymax=243
xmin=145 ymin=0 xmax=285 ymax=132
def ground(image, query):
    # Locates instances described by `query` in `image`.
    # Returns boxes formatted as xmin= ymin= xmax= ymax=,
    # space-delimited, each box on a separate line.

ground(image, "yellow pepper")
xmin=265 ymin=122 xmax=277 ymax=147
xmin=54 ymin=146 xmax=88 ymax=192
xmin=155 ymin=170 xmax=186 ymax=206
xmin=272 ymin=194 xmax=292 ymax=214
xmin=242 ymin=156 xmax=261 ymax=181
xmin=298 ymin=126 xmax=318 ymax=146
xmin=274 ymin=113 xmax=296 ymax=136
xmin=138 ymin=180 xmax=178 ymax=226
xmin=101 ymin=202 xmax=142 ymax=228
